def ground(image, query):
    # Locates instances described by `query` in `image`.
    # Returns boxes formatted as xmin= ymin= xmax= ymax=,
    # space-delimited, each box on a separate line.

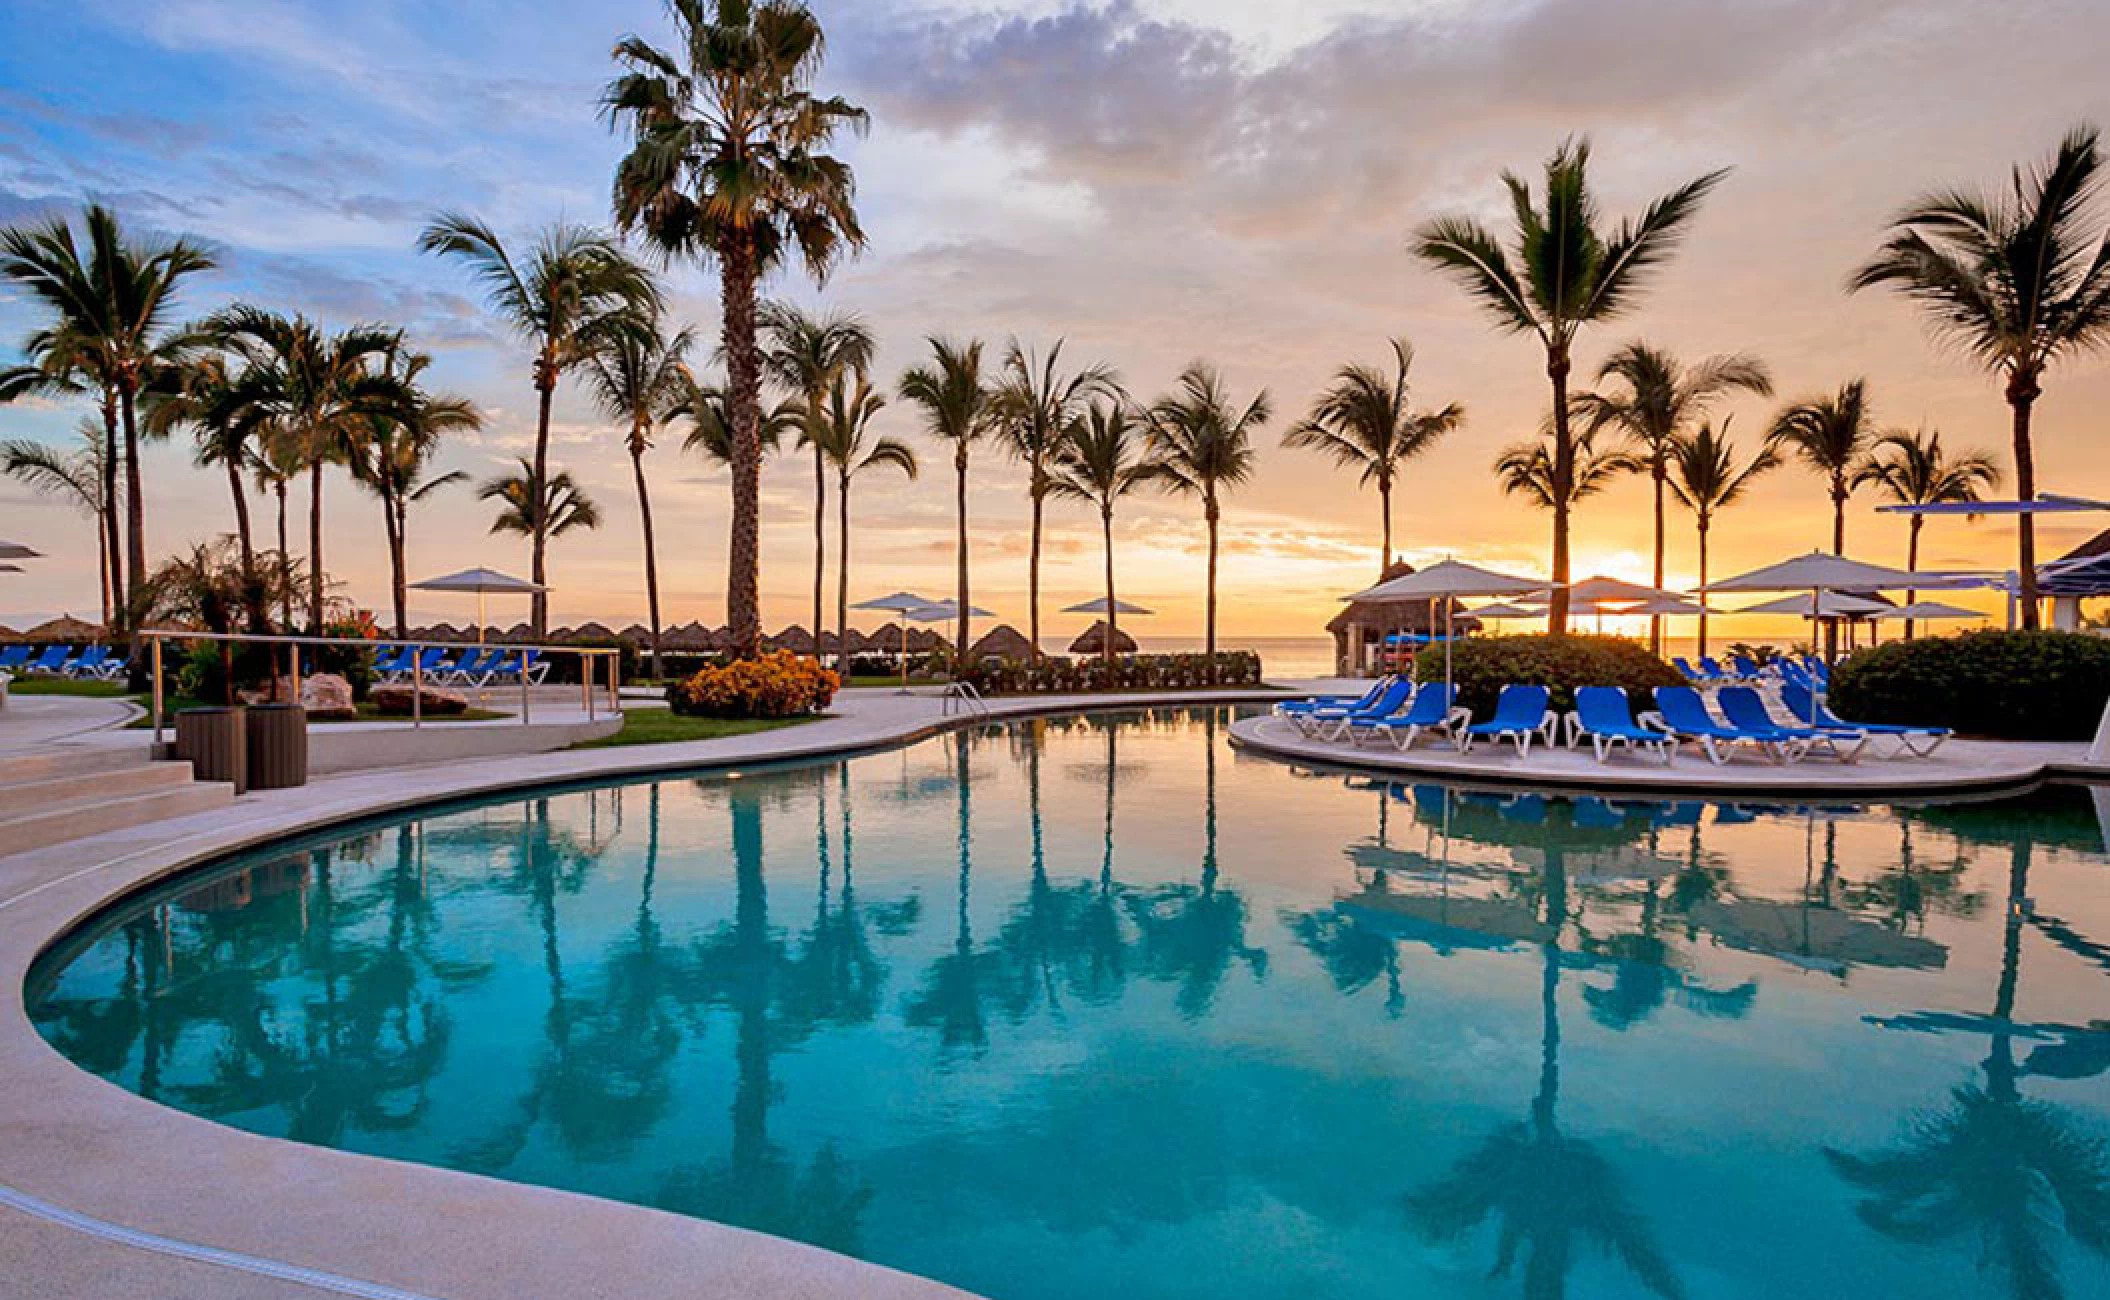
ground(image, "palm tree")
xmin=761 ymin=302 xmax=875 ymax=658
xmin=807 ymin=374 xmax=917 ymax=673
xmin=0 ymin=422 xmax=111 ymax=624
xmin=1665 ymin=419 xmax=1778 ymax=655
xmin=583 ymin=314 xmax=693 ymax=677
xmin=1 ymin=333 xmax=123 ymax=617
xmin=1851 ymin=125 xmax=2110 ymax=629
xmin=1050 ymin=400 xmax=1151 ymax=663
xmin=1573 ymin=343 xmax=1773 ymax=652
xmin=251 ymin=423 xmax=308 ymax=630
xmin=1493 ymin=425 xmax=1641 ymax=596
xmin=0 ymin=204 xmax=216 ymax=623
xmin=144 ymin=351 xmax=258 ymax=584
xmin=898 ymin=337 xmax=993 ymax=658
xmin=353 ymin=348 xmax=481 ymax=637
xmin=992 ymin=339 xmax=1118 ymax=659
xmin=675 ymin=375 xmax=796 ymax=470
xmin=419 ymin=215 xmax=659 ymax=635
xmin=1144 ymin=364 xmax=1269 ymax=681
xmin=605 ymin=0 xmax=868 ymax=657
xmin=1414 ymin=139 xmax=1728 ymax=631
xmin=479 ymin=459 xmax=602 ymax=606
xmin=207 ymin=307 xmax=406 ymax=630
xmin=1855 ymin=428 xmax=2001 ymax=639
xmin=1282 ymin=337 xmax=1465 ymax=574
xmin=1768 ymin=379 xmax=1876 ymax=555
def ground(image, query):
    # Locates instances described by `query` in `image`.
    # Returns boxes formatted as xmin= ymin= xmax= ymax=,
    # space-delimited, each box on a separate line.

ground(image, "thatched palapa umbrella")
xmin=1068 ymin=619 xmax=1137 ymax=656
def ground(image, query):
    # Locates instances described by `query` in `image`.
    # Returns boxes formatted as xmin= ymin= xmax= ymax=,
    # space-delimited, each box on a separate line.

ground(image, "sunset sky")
xmin=3 ymin=0 xmax=2107 ymax=641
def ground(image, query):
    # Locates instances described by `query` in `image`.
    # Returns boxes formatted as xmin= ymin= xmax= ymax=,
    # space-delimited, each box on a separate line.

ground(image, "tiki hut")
xmin=563 ymin=621 xmax=617 ymax=644
xmin=769 ymin=625 xmax=816 ymax=655
xmin=661 ymin=621 xmax=712 ymax=651
xmin=1068 ymin=619 xmax=1137 ymax=656
xmin=1326 ymin=561 xmax=1480 ymax=675
xmin=22 ymin=614 xmax=104 ymax=643
xmin=501 ymin=622 xmax=535 ymax=643
xmin=865 ymin=624 xmax=910 ymax=654
xmin=967 ymin=624 xmax=1035 ymax=662
xmin=905 ymin=627 xmax=949 ymax=654
xmin=841 ymin=626 xmax=874 ymax=655
xmin=619 ymin=623 xmax=653 ymax=646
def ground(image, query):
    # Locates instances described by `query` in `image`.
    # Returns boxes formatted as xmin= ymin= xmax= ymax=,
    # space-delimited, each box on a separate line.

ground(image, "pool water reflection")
xmin=28 ymin=708 xmax=2110 ymax=1300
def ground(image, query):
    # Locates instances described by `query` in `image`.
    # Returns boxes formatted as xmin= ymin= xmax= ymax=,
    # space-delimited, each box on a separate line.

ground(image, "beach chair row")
xmin=373 ymin=645 xmax=550 ymax=687
xmin=0 ymin=644 xmax=129 ymax=680
xmin=1672 ymin=653 xmax=1832 ymax=691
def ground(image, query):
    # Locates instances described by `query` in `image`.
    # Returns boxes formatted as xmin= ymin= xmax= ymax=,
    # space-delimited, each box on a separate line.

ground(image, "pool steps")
xmin=0 ymin=749 xmax=234 ymax=859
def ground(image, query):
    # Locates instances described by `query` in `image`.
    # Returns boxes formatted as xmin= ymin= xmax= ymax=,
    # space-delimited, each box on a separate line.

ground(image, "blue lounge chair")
xmin=1697 ymin=656 xmax=1735 ymax=684
xmin=23 ymin=645 xmax=73 ymax=675
xmin=63 ymin=645 xmax=109 ymax=678
xmin=1309 ymin=678 xmax=1415 ymax=741
xmin=1648 ymin=686 xmax=1798 ymax=765
xmin=1344 ymin=683 xmax=1464 ymax=751
xmin=372 ymin=646 xmax=409 ymax=677
xmin=443 ymin=647 xmax=500 ymax=686
xmin=1671 ymin=656 xmax=1708 ymax=685
xmin=1780 ymin=679 xmax=1949 ymax=757
xmin=1730 ymin=654 xmax=1769 ymax=682
xmin=1278 ymin=677 xmax=1389 ymax=729
xmin=1565 ymin=685 xmax=1674 ymax=764
xmin=1718 ymin=686 xmax=1864 ymax=763
xmin=0 ymin=645 xmax=31 ymax=671
xmin=1458 ymin=684 xmax=1555 ymax=756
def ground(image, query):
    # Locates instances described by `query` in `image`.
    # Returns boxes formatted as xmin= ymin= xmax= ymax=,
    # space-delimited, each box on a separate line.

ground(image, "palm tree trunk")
xmin=99 ymin=393 xmax=123 ymax=624
xmin=1545 ymin=348 xmax=1572 ymax=634
xmin=1827 ymin=480 xmax=1846 ymax=660
xmin=1904 ymin=515 xmax=1921 ymax=641
xmin=955 ymin=446 xmax=971 ymax=667
xmin=2008 ymin=382 xmax=2040 ymax=630
xmin=631 ymin=437 xmax=662 ymax=680
xmin=836 ymin=472 xmax=851 ymax=676
xmin=1028 ymin=482 xmax=1044 ymax=662
xmin=118 ymin=383 xmax=148 ymax=627
xmin=531 ymin=375 xmax=555 ymax=637
xmin=1378 ymin=477 xmax=1392 ymax=575
xmin=1101 ymin=503 xmax=1116 ymax=666
xmin=1205 ymin=496 xmax=1220 ymax=684
xmin=381 ymin=494 xmax=406 ymax=638
xmin=275 ymin=481 xmax=292 ymax=630
xmin=95 ymin=499 xmax=111 ymax=629
xmin=1696 ymin=517 xmax=1711 ymax=656
xmin=812 ymin=441 xmax=826 ymax=661
xmin=226 ymin=461 xmax=256 ymax=581
xmin=1651 ymin=457 xmax=1667 ymax=656
xmin=720 ymin=234 xmax=764 ymax=657
xmin=307 ymin=456 xmax=326 ymax=631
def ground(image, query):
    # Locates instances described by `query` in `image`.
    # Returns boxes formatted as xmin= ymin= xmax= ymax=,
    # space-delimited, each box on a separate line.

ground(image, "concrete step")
xmin=0 ymin=760 xmax=198 ymax=819
xmin=0 ymin=744 xmax=163 ymax=786
xmin=0 ymin=780 xmax=235 ymax=859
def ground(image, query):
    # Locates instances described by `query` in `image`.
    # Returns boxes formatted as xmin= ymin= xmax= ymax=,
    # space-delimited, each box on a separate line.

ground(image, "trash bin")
xmin=246 ymin=703 xmax=309 ymax=790
xmin=175 ymin=706 xmax=247 ymax=794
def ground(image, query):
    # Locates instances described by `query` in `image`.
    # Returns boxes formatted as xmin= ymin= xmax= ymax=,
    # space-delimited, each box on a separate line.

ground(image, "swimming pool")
xmin=27 ymin=707 xmax=2110 ymax=1300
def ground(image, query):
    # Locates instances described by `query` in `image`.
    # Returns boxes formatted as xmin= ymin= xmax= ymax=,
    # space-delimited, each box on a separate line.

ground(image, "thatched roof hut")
xmin=1326 ymin=560 xmax=1481 ymax=675
xmin=769 ymin=624 xmax=816 ymax=655
xmin=22 ymin=614 xmax=104 ymax=642
xmin=1068 ymin=619 xmax=1137 ymax=656
xmin=562 ymin=621 xmax=616 ymax=644
xmin=905 ymin=627 xmax=948 ymax=654
xmin=661 ymin=621 xmax=711 ymax=651
xmin=968 ymin=624 xmax=1035 ymax=662
xmin=619 ymin=623 xmax=653 ymax=645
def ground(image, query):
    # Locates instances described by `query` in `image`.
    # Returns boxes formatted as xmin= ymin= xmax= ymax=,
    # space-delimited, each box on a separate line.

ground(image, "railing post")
xmin=288 ymin=642 xmax=302 ymax=707
xmin=411 ymin=647 xmax=424 ymax=730
xmin=607 ymin=653 xmax=619 ymax=713
xmin=150 ymin=636 xmax=164 ymax=745
xmin=519 ymin=649 xmax=531 ymax=724
xmin=581 ymin=653 xmax=592 ymax=719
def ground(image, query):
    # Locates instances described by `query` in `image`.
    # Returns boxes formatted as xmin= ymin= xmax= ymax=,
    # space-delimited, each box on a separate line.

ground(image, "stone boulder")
xmin=369 ymin=682 xmax=470 ymax=717
xmin=238 ymin=673 xmax=356 ymax=720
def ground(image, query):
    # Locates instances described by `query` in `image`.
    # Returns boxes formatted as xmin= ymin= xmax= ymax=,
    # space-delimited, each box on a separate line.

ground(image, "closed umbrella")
xmin=409 ymin=568 xmax=546 ymax=645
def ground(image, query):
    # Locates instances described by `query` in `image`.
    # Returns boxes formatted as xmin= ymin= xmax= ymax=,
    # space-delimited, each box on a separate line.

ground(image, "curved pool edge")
xmin=0 ymin=687 xmax=1285 ymax=1300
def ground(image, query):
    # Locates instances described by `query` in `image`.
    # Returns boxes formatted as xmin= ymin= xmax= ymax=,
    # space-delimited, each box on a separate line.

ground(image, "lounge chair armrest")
xmin=1637 ymin=710 xmax=1666 ymax=732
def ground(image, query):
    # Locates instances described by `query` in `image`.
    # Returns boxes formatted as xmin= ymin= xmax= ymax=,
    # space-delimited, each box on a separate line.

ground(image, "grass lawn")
xmin=844 ymin=675 xmax=946 ymax=690
xmin=120 ymin=698 xmax=507 ymax=727
xmin=5 ymin=677 xmax=129 ymax=697
xmin=571 ymin=709 xmax=820 ymax=750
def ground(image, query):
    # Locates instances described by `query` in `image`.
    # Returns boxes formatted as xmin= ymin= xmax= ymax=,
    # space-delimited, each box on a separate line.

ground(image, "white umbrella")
xmin=0 ymin=563 xmax=23 ymax=574
xmin=1063 ymin=596 xmax=1154 ymax=616
xmin=409 ymin=568 xmax=546 ymax=644
xmin=1873 ymin=600 xmax=1983 ymax=622
xmin=1707 ymin=552 xmax=1933 ymax=661
xmin=0 ymin=540 xmax=41 ymax=561
xmin=1628 ymin=594 xmax=1718 ymax=616
xmin=1735 ymin=592 xmax=1891 ymax=618
xmin=1465 ymin=600 xmax=1539 ymax=620
xmin=852 ymin=592 xmax=943 ymax=689
xmin=1342 ymin=558 xmax=1550 ymax=697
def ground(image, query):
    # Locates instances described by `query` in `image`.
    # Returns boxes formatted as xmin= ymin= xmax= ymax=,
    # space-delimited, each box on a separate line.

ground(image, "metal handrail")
xmin=138 ymin=628 xmax=622 ymax=743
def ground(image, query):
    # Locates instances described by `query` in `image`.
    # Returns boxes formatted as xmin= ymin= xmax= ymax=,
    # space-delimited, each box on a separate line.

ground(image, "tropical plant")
xmin=0 ymin=203 xmax=216 ymax=623
xmin=761 ymin=302 xmax=875 ymax=657
xmin=2 ymin=333 xmax=123 ymax=617
xmin=992 ymin=339 xmax=1118 ymax=659
xmin=666 ymin=648 xmax=838 ymax=718
xmin=1414 ymin=138 xmax=1727 ymax=631
xmin=673 ymin=375 xmax=796 ymax=469
xmin=605 ymin=0 xmax=868 ymax=656
xmin=898 ymin=336 xmax=993 ymax=658
xmin=0 ymin=422 xmax=112 ymax=624
xmin=1282 ymin=337 xmax=1465 ymax=574
xmin=1851 ymin=124 xmax=2110 ymax=629
xmin=144 ymin=351 xmax=260 ymax=585
xmin=481 ymin=457 xmax=601 ymax=551
xmin=1050 ymin=400 xmax=1152 ymax=662
xmin=1493 ymin=424 xmax=1640 ymax=545
xmin=352 ymin=347 xmax=480 ymax=637
xmin=1573 ymin=342 xmax=1772 ymax=651
xmin=1144 ymin=363 xmax=1269 ymax=682
xmin=141 ymin=538 xmax=292 ymax=701
xmin=1854 ymin=428 xmax=2002 ymax=638
xmin=583 ymin=312 xmax=693 ymax=676
xmin=1768 ymin=378 xmax=1877 ymax=555
xmin=1665 ymin=419 xmax=1779 ymax=654
xmin=418 ymin=214 xmax=659 ymax=635
xmin=206 ymin=307 xmax=406 ymax=631
xmin=808 ymin=374 xmax=916 ymax=671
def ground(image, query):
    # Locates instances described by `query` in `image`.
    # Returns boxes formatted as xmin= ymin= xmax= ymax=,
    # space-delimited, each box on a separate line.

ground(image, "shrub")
xmin=955 ymin=651 xmax=1263 ymax=695
xmin=311 ymin=617 xmax=377 ymax=701
xmin=666 ymin=650 xmax=839 ymax=719
xmin=1412 ymin=634 xmax=1681 ymax=719
xmin=1828 ymin=630 xmax=2110 ymax=740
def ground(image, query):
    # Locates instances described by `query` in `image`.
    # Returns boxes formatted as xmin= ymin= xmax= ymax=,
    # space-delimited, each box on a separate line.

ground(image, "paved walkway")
xmin=0 ymin=693 xmax=137 ymax=754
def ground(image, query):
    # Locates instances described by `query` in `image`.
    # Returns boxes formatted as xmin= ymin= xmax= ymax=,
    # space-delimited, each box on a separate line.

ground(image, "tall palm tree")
xmin=807 ymin=374 xmax=917 ymax=673
xmin=1050 ymin=400 xmax=1152 ymax=663
xmin=207 ymin=307 xmax=406 ymax=630
xmin=761 ymin=302 xmax=874 ymax=657
xmin=479 ymin=459 xmax=602 ymax=608
xmin=0 ymin=204 xmax=216 ymax=623
xmin=419 ymin=215 xmax=659 ymax=635
xmin=1768 ymin=379 xmax=1877 ymax=556
xmin=1851 ymin=124 xmax=2110 ymax=629
xmin=1573 ymin=342 xmax=1773 ymax=651
xmin=1282 ymin=337 xmax=1465 ymax=574
xmin=583 ymin=314 xmax=693 ymax=677
xmin=1855 ymin=428 xmax=2001 ymax=639
xmin=675 ymin=375 xmax=796 ymax=470
xmin=144 ymin=351 xmax=258 ymax=583
xmin=1493 ymin=424 xmax=1640 ymax=607
xmin=251 ymin=423 xmax=308 ymax=631
xmin=0 ymin=422 xmax=111 ymax=624
xmin=353 ymin=348 xmax=481 ymax=637
xmin=1 ymin=333 xmax=123 ymax=617
xmin=1665 ymin=420 xmax=1779 ymax=655
xmin=605 ymin=0 xmax=868 ymax=657
xmin=992 ymin=339 xmax=1117 ymax=659
xmin=898 ymin=337 xmax=993 ymax=658
xmin=1414 ymin=139 xmax=1728 ymax=631
xmin=1144 ymin=364 xmax=1269 ymax=682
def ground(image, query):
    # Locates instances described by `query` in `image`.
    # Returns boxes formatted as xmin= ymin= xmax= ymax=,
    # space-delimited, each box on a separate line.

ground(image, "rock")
xmin=301 ymin=673 xmax=356 ymax=720
xmin=369 ymin=682 xmax=470 ymax=717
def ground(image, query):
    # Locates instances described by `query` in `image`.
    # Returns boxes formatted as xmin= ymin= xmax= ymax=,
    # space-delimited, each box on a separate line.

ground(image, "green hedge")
xmin=1828 ymin=630 xmax=2110 ymax=741
xmin=1412 ymin=634 xmax=1681 ymax=719
xmin=957 ymin=651 xmax=1262 ymax=695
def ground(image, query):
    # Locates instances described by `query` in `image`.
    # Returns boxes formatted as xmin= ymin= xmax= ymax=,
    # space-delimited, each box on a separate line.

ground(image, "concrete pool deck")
xmin=3 ymin=680 xmax=2104 ymax=1299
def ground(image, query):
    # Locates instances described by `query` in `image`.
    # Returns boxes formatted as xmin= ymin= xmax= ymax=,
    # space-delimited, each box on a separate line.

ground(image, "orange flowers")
xmin=667 ymin=650 xmax=839 ymax=719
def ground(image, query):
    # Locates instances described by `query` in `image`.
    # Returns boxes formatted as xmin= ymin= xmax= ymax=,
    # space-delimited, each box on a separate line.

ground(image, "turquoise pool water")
xmin=27 ymin=708 xmax=2110 ymax=1300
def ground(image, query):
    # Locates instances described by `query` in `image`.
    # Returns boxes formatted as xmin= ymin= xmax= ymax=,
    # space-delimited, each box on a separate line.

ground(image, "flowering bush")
xmin=956 ymin=651 xmax=1263 ymax=695
xmin=666 ymin=650 xmax=839 ymax=718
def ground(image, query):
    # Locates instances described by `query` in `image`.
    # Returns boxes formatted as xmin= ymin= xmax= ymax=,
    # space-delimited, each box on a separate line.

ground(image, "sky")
xmin=2 ymin=0 xmax=2108 ymax=642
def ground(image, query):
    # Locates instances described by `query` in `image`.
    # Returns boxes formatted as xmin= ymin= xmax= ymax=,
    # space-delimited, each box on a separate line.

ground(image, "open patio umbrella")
xmin=1707 ymin=551 xmax=1931 ymax=660
xmin=901 ymin=600 xmax=991 ymax=689
xmin=409 ymin=568 xmax=546 ymax=644
xmin=0 ymin=563 xmax=23 ymax=573
xmin=1873 ymin=600 xmax=1983 ymax=622
xmin=852 ymin=591 xmax=940 ymax=680
xmin=1464 ymin=600 xmax=1539 ymax=621
xmin=1734 ymin=591 xmax=1892 ymax=618
xmin=1062 ymin=596 xmax=1155 ymax=616
xmin=0 ymin=540 xmax=41 ymax=561
xmin=1342 ymin=558 xmax=1549 ymax=698
xmin=1062 ymin=596 xmax=1152 ymax=662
